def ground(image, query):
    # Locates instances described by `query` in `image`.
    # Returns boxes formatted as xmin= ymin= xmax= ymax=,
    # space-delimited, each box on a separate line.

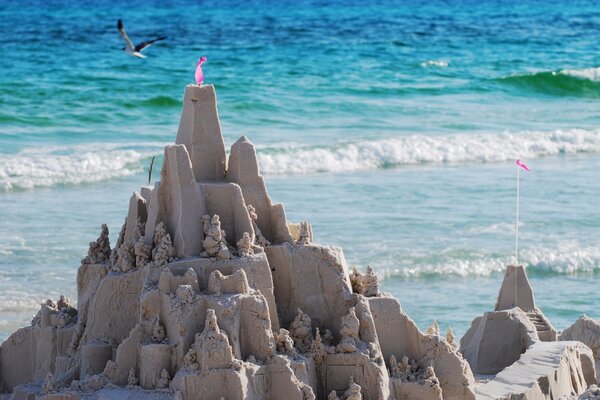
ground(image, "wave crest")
xmin=256 ymin=129 xmax=600 ymax=174
xmin=498 ymin=67 xmax=600 ymax=97
xmin=0 ymin=144 xmax=155 ymax=191
xmin=560 ymin=67 xmax=600 ymax=82
xmin=378 ymin=243 xmax=600 ymax=279
xmin=2 ymin=128 xmax=600 ymax=190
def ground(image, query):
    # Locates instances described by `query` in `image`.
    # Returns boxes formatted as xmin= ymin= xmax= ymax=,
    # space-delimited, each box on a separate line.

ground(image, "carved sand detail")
xmin=200 ymin=214 xmax=231 ymax=260
xmin=83 ymin=224 xmax=111 ymax=265
xmin=247 ymin=204 xmax=270 ymax=247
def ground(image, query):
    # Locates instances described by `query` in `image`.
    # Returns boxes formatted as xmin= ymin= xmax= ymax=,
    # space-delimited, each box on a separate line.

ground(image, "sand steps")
xmin=526 ymin=310 xmax=558 ymax=341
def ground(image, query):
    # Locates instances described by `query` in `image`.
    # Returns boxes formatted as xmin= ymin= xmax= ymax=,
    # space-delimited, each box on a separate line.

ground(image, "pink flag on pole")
xmin=195 ymin=56 xmax=207 ymax=85
xmin=516 ymin=159 xmax=530 ymax=172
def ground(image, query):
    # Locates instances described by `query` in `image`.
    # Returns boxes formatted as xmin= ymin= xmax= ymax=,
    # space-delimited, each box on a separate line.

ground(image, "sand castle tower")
xmin=460 ymin=265 xmax=595 ymax=399
xmin=494 ymin=265 xmax=557 ymax=341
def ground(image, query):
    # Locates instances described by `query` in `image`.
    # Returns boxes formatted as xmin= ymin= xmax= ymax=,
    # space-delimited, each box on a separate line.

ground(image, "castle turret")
xmin=176 ymin=84 xmax=227 ymax=181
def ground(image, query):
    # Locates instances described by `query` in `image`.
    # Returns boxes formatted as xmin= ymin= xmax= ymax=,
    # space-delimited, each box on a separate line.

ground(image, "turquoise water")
xmin=1 ymin=0 xmax=600 ymax=341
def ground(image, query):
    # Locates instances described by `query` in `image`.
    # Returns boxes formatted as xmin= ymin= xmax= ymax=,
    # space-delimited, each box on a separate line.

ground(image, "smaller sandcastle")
xmin=461 ymin=265 xmax=597 ymax=399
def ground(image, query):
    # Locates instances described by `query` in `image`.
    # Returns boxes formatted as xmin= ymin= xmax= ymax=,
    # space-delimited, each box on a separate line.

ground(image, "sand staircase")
xmin=526 ymin=309 xmax=557 ymax=341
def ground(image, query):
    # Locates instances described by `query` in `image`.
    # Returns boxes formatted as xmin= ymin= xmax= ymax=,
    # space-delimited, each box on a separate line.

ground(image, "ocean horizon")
xmin=1 ymin=0 xmax=599 ymax=341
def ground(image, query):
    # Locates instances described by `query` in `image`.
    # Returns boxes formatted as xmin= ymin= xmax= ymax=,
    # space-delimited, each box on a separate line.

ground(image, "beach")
xmin=1 ymin=0 xmax=600 ymax=345
xmin=2 ymin=2 xmax=600 ymax=397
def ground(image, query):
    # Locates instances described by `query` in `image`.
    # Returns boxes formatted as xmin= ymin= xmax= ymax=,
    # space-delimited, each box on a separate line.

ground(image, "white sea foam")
xmin=559 ymin=67 xmax=600 ymax=82
xmin=2 ymin=129 xmax=600 ymax=189
xmin=0 ymin=290 xmax=69 ymax=341
xmin=420 ymin=60 xmax=449 ymax=68
xmin=467 ymin=223 xmax=515 ymax=234
xmin=522 ymin=242 xmax=600 ymax=273
xmin=0 ymin=144 xmax=157 ymax=191
xmin=0 ymin=296 xmax=42 ymax=313
xmin=377 ymin=242 xmax=600 ymax=279
xmin=257 ymin=129 xmax=600 ymax=174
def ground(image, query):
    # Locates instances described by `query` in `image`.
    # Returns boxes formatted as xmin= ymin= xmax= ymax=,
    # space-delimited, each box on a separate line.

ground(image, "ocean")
xmin=1 ymin=0 xmax=599 ymax=341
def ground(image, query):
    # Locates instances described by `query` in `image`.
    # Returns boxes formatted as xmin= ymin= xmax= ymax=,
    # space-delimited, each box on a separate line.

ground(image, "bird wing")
xmin=135 ymin=36 xmax=167 ymax=52
xmin=117 ymin=19 xmax=134 ymax=51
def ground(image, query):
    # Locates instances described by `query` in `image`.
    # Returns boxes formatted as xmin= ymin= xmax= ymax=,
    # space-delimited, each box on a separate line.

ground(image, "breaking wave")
xmin=377 ymin=242 xmax=600 ymax=279
xmin=0 ymin=144 xmax=157 ymax=191
xmin=498 ymin=67 xmax=600 ymax=97
xmin=256 ymin=129 xmax=600 ymax=174
xmin=560 ymin=67 xmax=600 ymax=81
xmin=3 ymin=128 xmax=600 ymax=190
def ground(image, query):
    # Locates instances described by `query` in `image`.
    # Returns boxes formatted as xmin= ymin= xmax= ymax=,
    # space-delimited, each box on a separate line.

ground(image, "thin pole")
xmin=148 ymin=156 xmax=156 ymax=185
xmin=515 ymin=166 xmax=520 ymax=265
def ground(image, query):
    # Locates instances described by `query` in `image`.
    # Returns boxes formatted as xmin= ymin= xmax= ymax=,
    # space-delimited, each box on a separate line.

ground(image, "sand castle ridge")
xmin=0 ymin=84 xmax=598 ymax=400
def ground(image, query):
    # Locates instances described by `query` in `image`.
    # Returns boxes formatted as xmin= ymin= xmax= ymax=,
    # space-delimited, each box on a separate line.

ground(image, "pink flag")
xmin=195 ymin=56 xmax=207 ymax=85
xmin=516 ymin=159 xmax=530 ymax=172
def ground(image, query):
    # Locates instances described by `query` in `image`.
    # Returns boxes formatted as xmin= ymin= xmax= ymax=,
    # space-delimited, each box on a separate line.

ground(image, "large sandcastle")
xmin=1 ymin=84 xmax=599 ymax=400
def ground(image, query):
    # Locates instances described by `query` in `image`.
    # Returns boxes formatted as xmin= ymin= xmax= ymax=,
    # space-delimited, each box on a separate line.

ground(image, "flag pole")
xmin=515 ymin=164 xmax=520 ymax=265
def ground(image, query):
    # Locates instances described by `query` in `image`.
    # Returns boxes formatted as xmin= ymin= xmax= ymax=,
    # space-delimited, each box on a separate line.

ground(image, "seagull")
xmin=195 ymin=57 xmax=207 ymax=84
xmin=117 ymin=19 xmax=166 ymax=59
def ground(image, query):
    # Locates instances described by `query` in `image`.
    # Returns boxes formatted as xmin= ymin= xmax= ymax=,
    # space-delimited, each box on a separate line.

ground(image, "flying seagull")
xmin=117 ymin=19 xmax=166 ymax=59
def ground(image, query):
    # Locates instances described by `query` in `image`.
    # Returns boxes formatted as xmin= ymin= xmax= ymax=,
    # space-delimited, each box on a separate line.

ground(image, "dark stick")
xmin=148 ymin=156 xmax=156 ymax=185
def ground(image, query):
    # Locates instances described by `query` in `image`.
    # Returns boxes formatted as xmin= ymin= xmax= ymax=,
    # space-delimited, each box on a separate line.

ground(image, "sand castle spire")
xmin=275 ymin=328 xmax=297 ymax=356
xmin=159 ymin=144 xmax=207 ymax=257
xmin=115 ymin=242 xmax=135 ymax=272
xmin=247 ymin=204 xmax=270 ymax=247
xmin=228 ymin=135 xmax=293 ymax=244
xmin=495 ymin=264 xmax=535 ymax=312
xmin=494 ymin=264 xmax=558 ymax=341
xmin=296 ymin=221 xmax=311 ymax=245
xmin=176 ymin=84 xmax=226 ymax=181
xmin=183 ymin=309 xmax=235 ymax=372
xmin=236 ymin=231 xmax=253 ymax=257
xmin=124 ymin=192 xmax=147 ymax=245
xmin=426 ymin=319 xmax=440 ymax=336
xmin=200 ymin=214 xmax=231 ymax=259
xmin=134 ymin=236 xmax=151 ymax=268
xmin=288 ymin=308 xmax=314 ymax=353
xmin=228 ymin=136 xmax=260 ymax=180
xmin=151 ymin=222 xmax=175 ymax=267
xmin=83 ymin=224 xmax=111 ymax=264
xmin=446 ymin=326 xmax=457 ymax=349
xmin=361 ymin=266 xmax=379 ymax=297
xmin=337 ymin=307 xmax=360 ymax=353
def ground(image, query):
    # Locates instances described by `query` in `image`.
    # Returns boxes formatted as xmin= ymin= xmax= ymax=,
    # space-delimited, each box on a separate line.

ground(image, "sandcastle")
xmin=0 ymin=84 xmax=598 ymax=400
xmin=462 ymin=265 xmax=598 ymax=399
